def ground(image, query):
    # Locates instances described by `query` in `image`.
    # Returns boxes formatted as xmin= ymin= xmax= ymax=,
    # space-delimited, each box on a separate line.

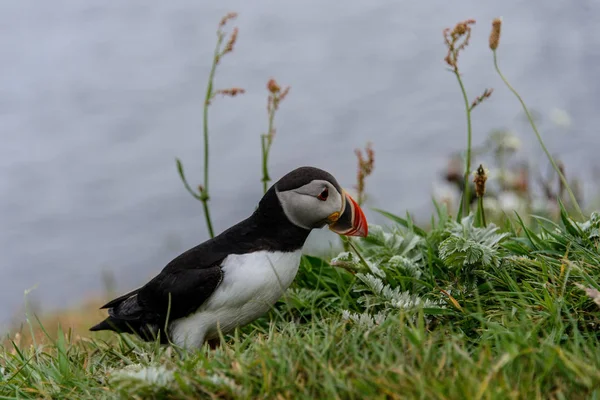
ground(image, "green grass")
xmin=3 ymin=207 xmax=600 ymax=399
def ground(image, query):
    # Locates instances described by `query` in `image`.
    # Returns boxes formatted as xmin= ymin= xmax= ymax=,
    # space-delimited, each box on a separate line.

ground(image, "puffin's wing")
xmin=136 ymin=240 xmax=229 ymax=322
xmin=91 ymin=228 xmax=235 ymax=336
xmin=138 ymin=264 xmax=224 ymax=321
xmin=90 ymin=265 xmax=223 ymax=337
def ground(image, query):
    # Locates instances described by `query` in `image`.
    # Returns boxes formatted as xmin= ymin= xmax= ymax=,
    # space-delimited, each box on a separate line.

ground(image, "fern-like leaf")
xmin=439 ymin=215 xmax=509 ymax=270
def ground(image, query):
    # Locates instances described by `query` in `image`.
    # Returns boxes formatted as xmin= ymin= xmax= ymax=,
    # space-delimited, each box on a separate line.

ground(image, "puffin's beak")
xmin=327 ymin=191 xmax=368 ymax=237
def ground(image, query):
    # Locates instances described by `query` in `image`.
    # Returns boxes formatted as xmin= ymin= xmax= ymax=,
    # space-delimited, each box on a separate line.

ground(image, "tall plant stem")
xmin=454 ymin=71 xmax=473 ymax=220
xmin=197 ymin=35 xmax=224 ymax=239
xmin=492 ymin=51 xmax=584 ymax=220
xmin=261 ymin=106 xmax=275 ymax=194
xmin=477 ymin=197 xmax=487 ymax=227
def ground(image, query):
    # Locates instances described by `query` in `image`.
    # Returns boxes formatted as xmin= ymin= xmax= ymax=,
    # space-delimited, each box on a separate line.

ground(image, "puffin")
xmin=90 ymin=166 xmax=368 ymax=349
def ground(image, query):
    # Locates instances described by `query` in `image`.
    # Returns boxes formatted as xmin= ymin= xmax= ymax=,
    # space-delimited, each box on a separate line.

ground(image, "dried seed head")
xmin=215 ymin=87 xmax=246 ymax=98
xmin=470 ymin=88 xmax=494 ymax=110
xmin=267 ymin=78 xmax=280 ymax=94
xmin=454 ymin=22 xmax=467 ymax=35
xmin=279 ymin=86 xmax=290 ymax=101
xmin=473 ymin=164 xmax=488 ymax=198
xmin=489 ymin=18 xmax=502 ymax=50
xmin=219 ymin=12 xmax=238 ymax=28
xmin=266 ymin=78 xmax=290 ymax=113
xmin=443 ymin=19 xmax=476 ymax=70
xmin=265 ymin=78 xmax=290 ymax=142
xmin=223 ymin=27 xmax=239 ymax=54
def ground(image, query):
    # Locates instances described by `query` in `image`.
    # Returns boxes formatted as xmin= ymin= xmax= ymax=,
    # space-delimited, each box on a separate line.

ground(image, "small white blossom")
xmin=550 ymin=108 xmax=571 ymax=128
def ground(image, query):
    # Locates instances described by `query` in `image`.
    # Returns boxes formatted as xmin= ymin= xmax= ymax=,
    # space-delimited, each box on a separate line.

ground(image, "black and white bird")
xmin=90 ymin=166 xmax=368 ymax=349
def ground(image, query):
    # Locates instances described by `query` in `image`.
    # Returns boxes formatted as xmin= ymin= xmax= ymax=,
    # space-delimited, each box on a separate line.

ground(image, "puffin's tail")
xmin=89 ymin=316 xmax=135 ymax=333
xmin=90 ymin=288 xmax=143 ymax=333
xmin=89 ymin=289 xmax=165 ymax=342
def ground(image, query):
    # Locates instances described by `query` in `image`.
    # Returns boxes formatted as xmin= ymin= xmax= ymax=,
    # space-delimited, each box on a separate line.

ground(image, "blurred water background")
xmin=2 ymin=0 xmax=600 ymax=326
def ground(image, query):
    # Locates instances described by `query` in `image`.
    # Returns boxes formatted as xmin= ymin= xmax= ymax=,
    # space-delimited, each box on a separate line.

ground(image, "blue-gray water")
xmin=2 ymin=0 xmax=600 ymax=325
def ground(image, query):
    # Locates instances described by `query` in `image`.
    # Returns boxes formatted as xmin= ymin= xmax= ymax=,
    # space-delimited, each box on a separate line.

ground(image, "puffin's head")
xmin=273 ymin=166 xmax=368 ymax=237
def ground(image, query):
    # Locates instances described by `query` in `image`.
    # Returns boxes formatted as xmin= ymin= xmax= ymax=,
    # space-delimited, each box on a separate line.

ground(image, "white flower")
xmin=501 ymin=132 xmax=521 ymax=152
xmin=550 ymin=108 xmax=571 ymax=128
xmin=489 ymin=130 xmax=521 ymax=152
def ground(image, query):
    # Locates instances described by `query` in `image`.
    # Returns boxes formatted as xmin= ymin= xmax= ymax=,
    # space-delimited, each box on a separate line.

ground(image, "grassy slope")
xmin=2 ymin=209 xmax=600 ymax=399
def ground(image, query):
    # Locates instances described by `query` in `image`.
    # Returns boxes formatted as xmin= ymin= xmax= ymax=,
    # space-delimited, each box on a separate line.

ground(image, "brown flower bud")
xmin=223 ymin=27 xmax=238 ymax=54
xmin=267 ymin=78 xmax=280 ymax=94
xmin=215 ymin=87 xmax=246 ymax=97
xmin=489 ymin=18 xmax=502 ymax=50
xmin=473 ymin=164 xmax=488 ymax=198
xmin=219 ymin=12 xmax=238 ymax=28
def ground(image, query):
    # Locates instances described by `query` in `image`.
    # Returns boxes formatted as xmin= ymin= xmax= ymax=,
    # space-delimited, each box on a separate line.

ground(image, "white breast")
xmin=169 ymin=250 xmax=302 ymax=349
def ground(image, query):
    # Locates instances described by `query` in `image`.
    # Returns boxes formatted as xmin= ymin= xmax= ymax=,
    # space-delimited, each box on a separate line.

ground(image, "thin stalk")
xmin=493 ymin=51 xmax=584 ymax=220
xmin=261 ymin=136 xmax=269 ymax=194
xmin=477 ymin=197 xmax=487 ymax=227
xmin=453 ymin=71 xmax=473 ymax=220
xmin=261 ymin=105 xmax=275 ymax=194
xmin=198 ymin=34 xmax=224 ymax=239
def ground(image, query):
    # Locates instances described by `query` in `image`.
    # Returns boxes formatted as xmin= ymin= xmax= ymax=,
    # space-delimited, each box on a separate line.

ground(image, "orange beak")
xmin=328 ymin=191 xmax=368 ymax=237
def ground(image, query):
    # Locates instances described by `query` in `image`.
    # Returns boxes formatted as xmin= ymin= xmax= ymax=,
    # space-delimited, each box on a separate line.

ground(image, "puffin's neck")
xmin=248 ymin=187 xmax=311 ymax=252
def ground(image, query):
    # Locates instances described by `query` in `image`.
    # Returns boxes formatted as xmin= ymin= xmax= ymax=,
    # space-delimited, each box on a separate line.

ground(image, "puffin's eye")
xmin=317 ymin=188 xmax=329 ymax=201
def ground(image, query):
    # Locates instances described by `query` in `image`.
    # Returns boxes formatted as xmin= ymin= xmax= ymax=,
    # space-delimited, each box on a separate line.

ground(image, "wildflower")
xmin=497 ymin=131 xmax=521 ymax=153
xmin=219 ymin=12 xmax=238 ymax=28
xmin=443 ymin=19 xmax=476 ymax=70
xmin=549 ymin=108 xmax=571 ymax=128
xmin=470 ymin=88 xmax=493 ymax=110
xmin=266 ymin=78 xmax=290 ymax=115
xmin=489 ymin=18 xmax=502 ymax=50
xmin=215 ymin=13 xmax=239 ymax=64
xmin=267 ymin=78 xmax=280 ymax=94
xmin=223 ymin=27 xmax=238 ymax=54
xmin=473 ymin=164 xmax=488 ymax=198
xmin=215 ymin=87 xmax=246 ymax=97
